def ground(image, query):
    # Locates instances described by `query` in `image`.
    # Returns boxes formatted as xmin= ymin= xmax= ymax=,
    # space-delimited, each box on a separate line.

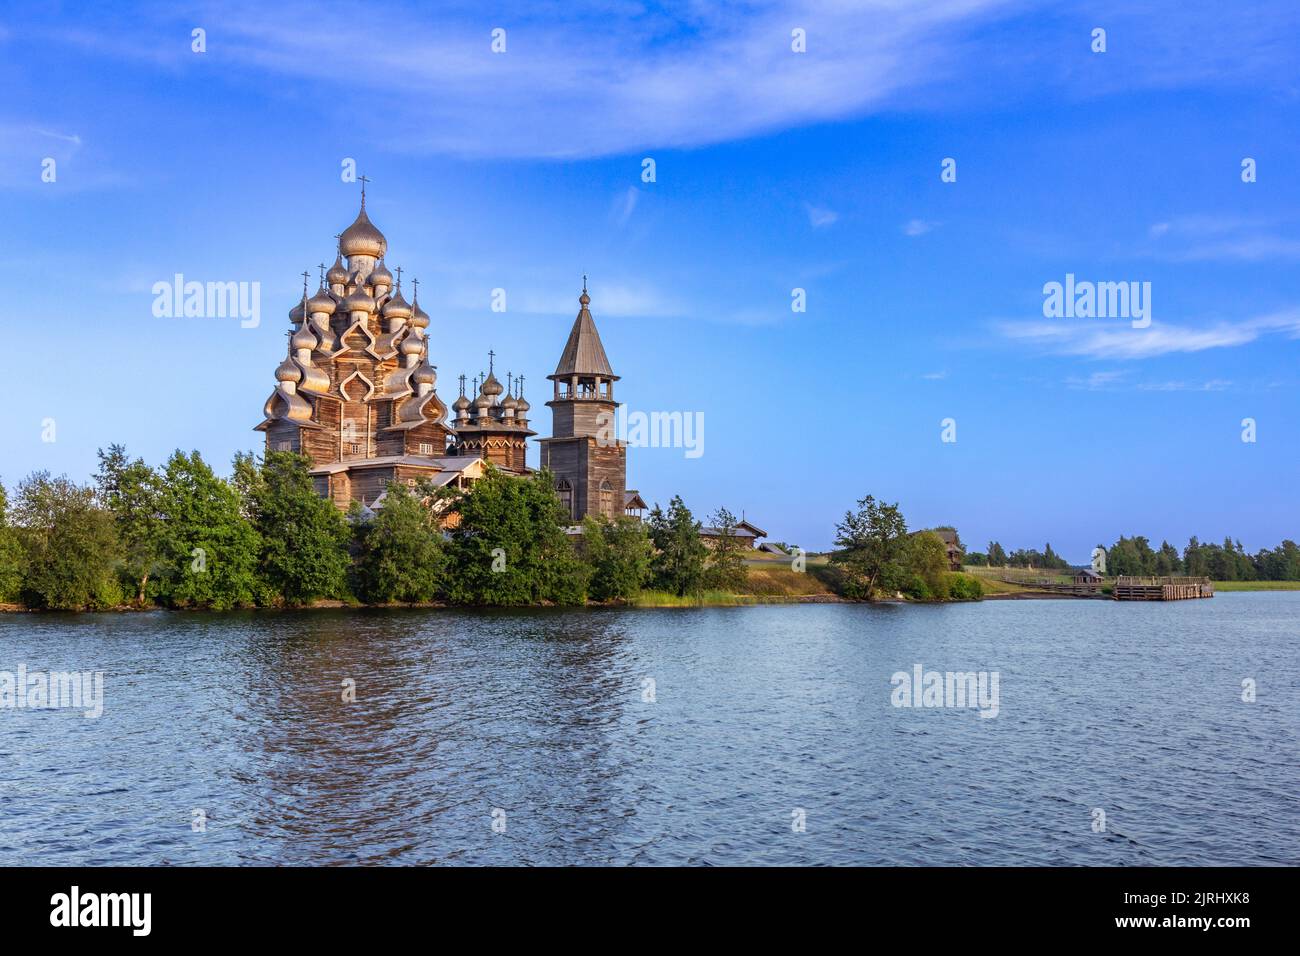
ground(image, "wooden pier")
xmin=1112 ymin=576 xmax=1214 ymax=601
xmin=991 ymin=571 xmax=1215 ymax=600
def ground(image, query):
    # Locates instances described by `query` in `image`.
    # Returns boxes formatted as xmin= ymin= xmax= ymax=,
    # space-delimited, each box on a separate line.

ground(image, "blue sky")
xmin=2 ymin=0 xmax=1299 ymax=556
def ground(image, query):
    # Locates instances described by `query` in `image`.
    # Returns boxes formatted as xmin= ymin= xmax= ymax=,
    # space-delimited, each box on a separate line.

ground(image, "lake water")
xmin=1 ymin=594 xmax=1296 ymax=866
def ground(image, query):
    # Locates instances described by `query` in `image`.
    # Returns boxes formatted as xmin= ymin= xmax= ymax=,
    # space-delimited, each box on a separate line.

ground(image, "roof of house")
xmin=308 ymin=454 xmax=484 ymax=476
xmin=700 ymin=520 xmax=767 ymax=539
xmin=624 ymin=490 xmax=648 ymax=510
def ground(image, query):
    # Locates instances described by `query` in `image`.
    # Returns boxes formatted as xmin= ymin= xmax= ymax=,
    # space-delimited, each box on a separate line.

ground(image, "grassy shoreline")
xmin=4 ymin=577 xmax=1295 ymax=614
xmin=1210 ymin=580 xmax=1300 ymax=591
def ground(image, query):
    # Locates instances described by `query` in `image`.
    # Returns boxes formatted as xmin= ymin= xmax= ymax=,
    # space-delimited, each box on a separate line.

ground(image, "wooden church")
xmin=255 ymin=189 xmax=633 ymax=521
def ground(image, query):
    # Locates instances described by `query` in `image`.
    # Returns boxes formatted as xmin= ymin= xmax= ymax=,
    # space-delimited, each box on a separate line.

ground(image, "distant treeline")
xmin=965 ymin=536 xmax=1300 ymax=580
xmin=965 ymin=542 xmax=1070 ymax=570
xmin=0 ymin=446 xmax=752 ymax=611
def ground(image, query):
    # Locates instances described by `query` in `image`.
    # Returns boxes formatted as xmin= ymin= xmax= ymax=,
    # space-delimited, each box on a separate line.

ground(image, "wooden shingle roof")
xmin=551 ymin=291 xmax=616 ymax=380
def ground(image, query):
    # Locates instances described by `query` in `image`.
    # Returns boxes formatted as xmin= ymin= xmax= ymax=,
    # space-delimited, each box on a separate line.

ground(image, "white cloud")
xmin=999 ymin=309 xmax=1300 ymax=360
xmin=1135 ymin=379 xmax=1232 ymax=392
xmin=1065 ymin=370 xmax=1127 ymax=390
xmin=38 ymin=0 xmax=1019 ymax=159
xmin=903 ymin=219 xmax=935 ymax=236
xmin=1145 ymin=215 xmax=1300 ymax=262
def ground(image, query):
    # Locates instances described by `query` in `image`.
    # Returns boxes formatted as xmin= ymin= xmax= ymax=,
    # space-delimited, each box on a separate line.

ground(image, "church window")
xmin=419 ymin=442 xmax=433 ymax=456
xmin=556 ymin=479 xmax=573 ymax=518
xmin=599 ymin=480 xmax=613 ymax=516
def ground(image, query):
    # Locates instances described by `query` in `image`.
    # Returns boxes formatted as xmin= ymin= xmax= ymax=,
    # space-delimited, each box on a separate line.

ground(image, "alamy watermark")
xmin=152 ymin=274 xmax=261 ymax=328
xmin=1 ymin=665 xmax=104 ymax=718
xmin=597 ymin=405 xmax=704 ymax=459
xmin=1043 ymin=273 xmax=1150 ymax=329
xmin=890 ymin=664 xmax=999 ymax=718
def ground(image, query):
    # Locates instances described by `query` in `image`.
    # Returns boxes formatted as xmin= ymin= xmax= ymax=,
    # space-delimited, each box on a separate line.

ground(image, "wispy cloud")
xmin=1136 ymin=378 xmax=1232 ymax=392
xmin=612 ymin=187 xmax=640 ymax=227
xmin=805 ymin=204 xmax=839 ymax=228
xmin=0 ymin=124 xmax=93 ymax=188
xmin=1145 ymin=215 xmax=1300 ymax=262
xmin=1065 ymin=370 xmax=1126 ymax=390
xmin=999 ymin=309 xmax=1300 ymax=359
xmin=29 ymin=0 xmax=1020 ymax=159
xmin=1065 ymin=369 xmax=1235 ymax=391
xmin=903 ymin=219 xmax=935 ymax=236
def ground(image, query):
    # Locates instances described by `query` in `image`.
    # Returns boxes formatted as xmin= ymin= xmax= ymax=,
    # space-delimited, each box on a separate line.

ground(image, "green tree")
xmin=12 ymin=473 xmax=123 ymax=610
xmin=155 ymin=450 xmax=259 ymax=610
xmin=1153 ymin=540 xmax=1183 ymax=575
xmin=95 ymin=444 xmax=165 ymax=604
xmin=703 ymin=506 xmax=749 ymax=592
xmin=240 ymin=451 xmax=350 ymax=605
xmin=1041 ymin=542 xmax=1069 ymax=570
xmin=581 ymin=514 xmax=652 ymax=601
xmin=647 ymin=495 xmax=708 ymax=596
xmin=0 ymin=483 xmax=21 ymax=603
xmin=353 ymin=481 xmax=445 ymax=603
xmin=987 ymin=541 xmax=1007 ymax=567
xmin=443 ymin=467 xmax=586 ymax=605
xmin=904 ymin=531 xmax=952 ymax=599
xmin=831 ymin=495 xmax=909 ymax=599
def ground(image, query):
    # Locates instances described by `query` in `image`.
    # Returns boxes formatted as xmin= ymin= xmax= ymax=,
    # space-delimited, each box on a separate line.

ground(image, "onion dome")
xmin=382 ymin=287 xmax=412 ymax=319
xmin=401 ymin=329 xmax=424 ymax=356
xmin=307 ymin=285 xmax=336 ymax=315
xmin=339 ymin=201 xmax=387 ymax=258
xmin=474 ymin=390 xmax=491 ymax=410
xmin=327 ymin=255 xmax=349 ymax=286
xmin=276 ymin=355 xmax=300 ymax=383
xmin=501 ymin=394 xmax=519 ymax=415
xmin=370 ymin=259 xmax=393 ymax=288
xmin=515 ymin=395 xmax=531 ymax=415
xmin=289 ymin=298 xmax=305 ymax=321
xmin=453 ymin=394 xmax=470 ymax=412
xmin=291 ymin=324 xmax=317 ymax=351
xmin=410 ymin=298 xmax=430 ymax=329
xmin=343 ymin=283 xmax=376 ymax=314
xmin=481 ymin=372 xmax=504 ymax=398
xmin=413 ymin=361 xmax=437 ymax=388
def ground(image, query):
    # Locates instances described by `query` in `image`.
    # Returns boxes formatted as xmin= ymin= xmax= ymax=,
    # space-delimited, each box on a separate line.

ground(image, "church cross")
xmin=358 ymin=174 xmax=370 ymax=204
xmin=488 ymin=350 xmax=495 ymax=374
xmin=411 ymin=277 xmax=419 ymax=300
xmin=517 ymin=374 xmax=525 ymax=397
xmin=394 ymin=265 xmax=403 ymax=289
xmin=301 ymin=270 xmax=310 ymax=296
xmin=318 ymin=263 xmax=327 ymax=284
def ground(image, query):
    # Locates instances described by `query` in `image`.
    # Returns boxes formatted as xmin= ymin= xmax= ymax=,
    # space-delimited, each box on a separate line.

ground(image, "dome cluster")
xmin=261 ymin=195 xmax=443 ymax=434
xmin=453 ymin=363 xmax=531 ymax=429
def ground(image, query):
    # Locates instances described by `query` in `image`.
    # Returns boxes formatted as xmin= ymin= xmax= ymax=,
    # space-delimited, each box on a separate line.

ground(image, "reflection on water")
xmin=1 ymin=595 xmax=1297 ymax=865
